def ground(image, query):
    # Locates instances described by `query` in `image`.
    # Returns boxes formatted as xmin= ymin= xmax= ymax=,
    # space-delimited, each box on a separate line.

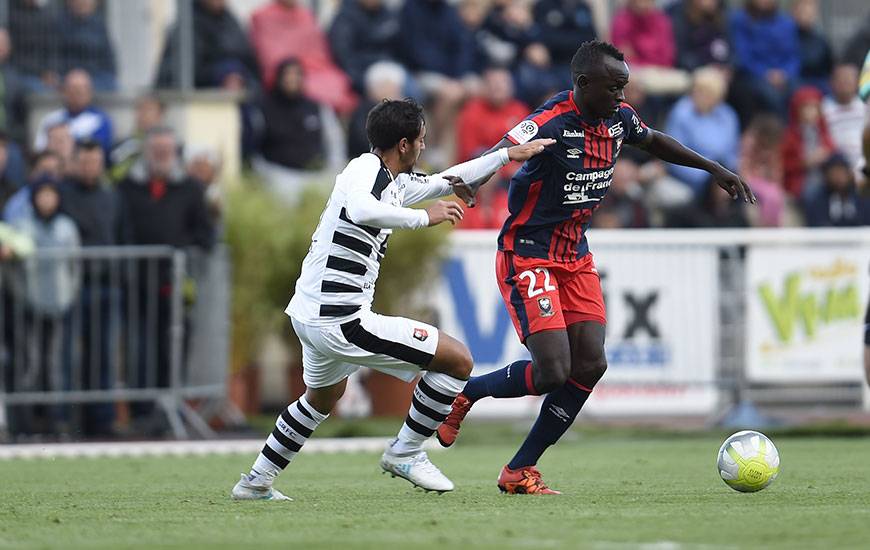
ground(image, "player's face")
xmin=399 ymin=122 xmax=426 ymax=171
xmin=579 ymin=57 xmax=629 ymax=119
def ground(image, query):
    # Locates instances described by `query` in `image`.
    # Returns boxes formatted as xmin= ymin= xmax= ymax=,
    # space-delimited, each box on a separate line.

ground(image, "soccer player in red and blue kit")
xmin=437 ymin=41 xmax=757 ymax=494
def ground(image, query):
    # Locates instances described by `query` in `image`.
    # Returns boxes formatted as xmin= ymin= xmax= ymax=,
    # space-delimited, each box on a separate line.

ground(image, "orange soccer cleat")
xmin=436 ymin=393 xmax=473 ymax=447
xmin=497 ymin=465 xmax=562 ymax=495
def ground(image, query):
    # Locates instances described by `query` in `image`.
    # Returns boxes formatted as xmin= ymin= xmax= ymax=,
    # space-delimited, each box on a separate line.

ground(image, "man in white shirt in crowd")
xmin=822 ymin=63 xmax=866 ymax=176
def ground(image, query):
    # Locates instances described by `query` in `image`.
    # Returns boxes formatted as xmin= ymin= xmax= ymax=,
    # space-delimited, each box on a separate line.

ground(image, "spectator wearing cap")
xmin=803 ymin=154 xmax=870 ymax=227
xmin=33 ymin=70 xmax=113 ymax=156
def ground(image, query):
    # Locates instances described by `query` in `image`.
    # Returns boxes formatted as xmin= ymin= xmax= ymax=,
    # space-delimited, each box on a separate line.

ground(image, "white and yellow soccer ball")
xmin=717 ymin=430 xmax=780 ymax=492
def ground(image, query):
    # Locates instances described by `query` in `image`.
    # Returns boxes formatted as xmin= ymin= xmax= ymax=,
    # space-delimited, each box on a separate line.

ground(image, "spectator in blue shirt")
xmin=59 ymin=0 xmax=118 ymax=91
xmin=33 ymin=70 xmax=113 ymax=157
xmin=398 ymin=0 xmax=478 ymax=166
xmin=666 ymin=67 xmax=740 ymax=195
xmin=729 ymin=0 xmax=800 ymax=124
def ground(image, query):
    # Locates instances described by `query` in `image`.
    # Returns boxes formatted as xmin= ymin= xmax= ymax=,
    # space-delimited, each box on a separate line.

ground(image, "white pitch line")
xmin=0 ymin=437 xmax=438 ymax=460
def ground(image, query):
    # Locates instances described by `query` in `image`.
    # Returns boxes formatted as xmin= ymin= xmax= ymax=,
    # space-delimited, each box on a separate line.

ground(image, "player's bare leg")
xmin=381 ymin=331 xmax=472 ymax=493
xmin=231 ymin=380 xmax=347 ymax=501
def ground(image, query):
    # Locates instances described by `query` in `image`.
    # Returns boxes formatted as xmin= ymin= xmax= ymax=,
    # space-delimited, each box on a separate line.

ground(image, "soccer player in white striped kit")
xmin=232 ymin=99 xmax=553 ymax=499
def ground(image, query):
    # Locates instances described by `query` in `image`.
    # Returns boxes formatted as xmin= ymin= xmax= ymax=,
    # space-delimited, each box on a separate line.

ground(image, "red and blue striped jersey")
xmin=497 ymin=90 xmax=649 ymax=262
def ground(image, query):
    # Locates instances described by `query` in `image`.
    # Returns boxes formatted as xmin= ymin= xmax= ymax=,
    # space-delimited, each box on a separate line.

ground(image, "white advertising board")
xmin=432 ymin=232 xmax=720 ymax=416
xmin=746 ymin=246 xmax=870 ymax=383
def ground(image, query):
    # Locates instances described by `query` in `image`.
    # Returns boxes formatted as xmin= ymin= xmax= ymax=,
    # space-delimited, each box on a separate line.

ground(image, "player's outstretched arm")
xmin=451 ymin=138 xmax=556 ymax=207
xmin=638 ymin=129 xmax=757 ymax=204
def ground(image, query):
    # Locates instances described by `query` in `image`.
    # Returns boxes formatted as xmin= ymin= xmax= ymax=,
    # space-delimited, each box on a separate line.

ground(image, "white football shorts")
xmin=290 ymin=310 xmax=440 ymax=389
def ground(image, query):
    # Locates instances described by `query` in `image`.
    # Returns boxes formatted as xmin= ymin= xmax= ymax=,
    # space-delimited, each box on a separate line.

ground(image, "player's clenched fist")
xmin=426 ymin=200 xmax=464 ymax=226
xmin=507 ymin=138 xmax=556 ymax=161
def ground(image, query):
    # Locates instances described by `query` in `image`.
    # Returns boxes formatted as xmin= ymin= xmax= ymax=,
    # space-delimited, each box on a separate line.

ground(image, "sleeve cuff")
xmin=417 ymin=210 xmax=430 ymax=228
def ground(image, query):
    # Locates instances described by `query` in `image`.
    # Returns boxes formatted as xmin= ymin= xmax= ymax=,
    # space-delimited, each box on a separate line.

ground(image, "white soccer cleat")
xmin=231 ymin=473 xmax=293 ymax=501
xmin=380 ymin=441 xmax=455 ymax=493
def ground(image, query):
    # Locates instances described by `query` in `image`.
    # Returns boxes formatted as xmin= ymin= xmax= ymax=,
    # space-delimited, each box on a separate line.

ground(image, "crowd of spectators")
xmin=1 ymin=0 xmax=868 ymax=234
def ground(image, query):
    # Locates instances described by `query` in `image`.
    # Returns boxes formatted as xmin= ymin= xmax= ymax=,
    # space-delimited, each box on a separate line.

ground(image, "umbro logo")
xmin=567 ymin=148 xmax=582 ymax=159
xmin=563 ymin=129 xmax=584 ymax=138
xmin=549 ymin=404 xmax=571 ymax=422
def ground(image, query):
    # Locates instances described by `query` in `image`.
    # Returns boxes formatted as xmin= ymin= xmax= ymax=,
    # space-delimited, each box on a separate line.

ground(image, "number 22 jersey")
xmin=498 ymin=90 xmax=649 ymax=262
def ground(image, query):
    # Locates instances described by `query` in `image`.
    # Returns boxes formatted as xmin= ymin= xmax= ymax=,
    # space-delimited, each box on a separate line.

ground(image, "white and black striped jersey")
xmin=286 ymin=149 xmax=509 ymax=326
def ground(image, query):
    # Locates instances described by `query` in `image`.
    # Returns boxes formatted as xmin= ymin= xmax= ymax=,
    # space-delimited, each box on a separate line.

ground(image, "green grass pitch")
xmin=1 ymin=434 xmax=869 ymax=549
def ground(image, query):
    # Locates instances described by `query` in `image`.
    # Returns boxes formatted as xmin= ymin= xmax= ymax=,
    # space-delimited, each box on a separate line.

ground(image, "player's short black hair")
xmin=366 ymin=98 xmax=425 ymax=151
xmin=570 ymin=40 xmax=626 ymax=82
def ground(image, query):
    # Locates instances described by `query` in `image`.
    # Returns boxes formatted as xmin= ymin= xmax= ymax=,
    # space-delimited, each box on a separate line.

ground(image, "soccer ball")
xmin=717 ymin=430 xmax=780 ymax=492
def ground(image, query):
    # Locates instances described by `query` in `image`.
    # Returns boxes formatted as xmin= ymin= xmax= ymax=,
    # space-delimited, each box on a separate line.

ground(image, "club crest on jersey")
xmin=563 ymin=129 xmax=584 ymax=138
xmin=566 ymin=148 xmax=582 ymax=159
xmin=608 ymin=121 xmax=624 ymax=137
xmin=538 ymin=297 xmax=554 ymax=317
xmin=508 ymin=120 xmax=539 ymax=144
xmin=413 ymin=328 xmax=429 ymax=342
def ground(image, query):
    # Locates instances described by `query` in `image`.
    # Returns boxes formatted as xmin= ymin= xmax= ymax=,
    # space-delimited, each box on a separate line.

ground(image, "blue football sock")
xmin=462 ymin=360 xmax=535 ymax=402
xmin=507 ymin=379 xmax=592 ymax=470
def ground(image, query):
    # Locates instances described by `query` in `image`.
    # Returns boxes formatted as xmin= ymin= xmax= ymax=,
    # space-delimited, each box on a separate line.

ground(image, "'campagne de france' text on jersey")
xmin=498 ymin=91 xmax=649 ymax=262
xmin=287 ymin=149 xmax=510 ymax=326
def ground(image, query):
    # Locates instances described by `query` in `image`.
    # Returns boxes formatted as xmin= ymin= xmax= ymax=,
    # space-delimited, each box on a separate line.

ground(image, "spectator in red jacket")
xmin=611 ymin=0 xmax=676 ymax=68
xmin=249 ymin=0 xmax=356 ymax=114
xmin=611 ymin=0 xmax=689 ymax=96
xmin=456 ymin=67 xmax=527 ymax=165
xmin=782 ymin=86 xmax=835 ymax=198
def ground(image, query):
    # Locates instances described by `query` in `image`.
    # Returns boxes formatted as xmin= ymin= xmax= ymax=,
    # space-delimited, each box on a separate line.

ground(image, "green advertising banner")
xmin=747 ymin=246 xmax=870 ymax=382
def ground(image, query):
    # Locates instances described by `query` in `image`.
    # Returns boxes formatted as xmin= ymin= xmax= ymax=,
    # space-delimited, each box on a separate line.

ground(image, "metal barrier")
xmin=0 ymin=246 xmax=227 ymax=439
